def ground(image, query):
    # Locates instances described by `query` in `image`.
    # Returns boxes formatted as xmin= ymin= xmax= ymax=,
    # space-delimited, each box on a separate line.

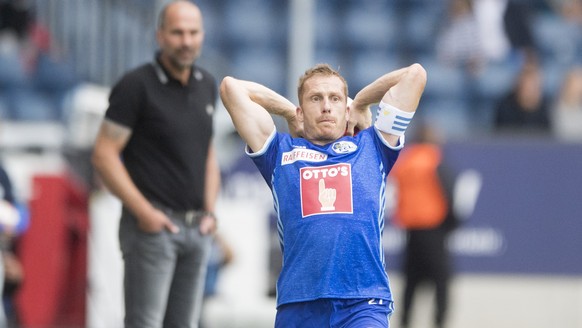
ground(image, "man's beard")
xmin=170 ymin=49 xmax=199 ymax=70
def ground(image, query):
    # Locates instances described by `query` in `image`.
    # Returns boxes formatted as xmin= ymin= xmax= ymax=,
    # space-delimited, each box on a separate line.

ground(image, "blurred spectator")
xmin=435 ymin=0 xmax=486 ymax=75
xmin=0 ymin=163 xmax=29 ymax=328
xmin=200 ymin=233 xmax=234 ymax=328
xmin=548 ymin=0 xmax=582 ymax=25
xmin=389 ymin=123 xmax=459 ymax=328
xmin=547 ymin=0 xmax=582 ymax=64
xmin=503 ymin=0 xmax=539 ymax=61
xmin=203 ymin=233 xmax=234 ymax=299
xmin=0 ymin=0 xmax=78 ymax=121
xmin=0 ymin=0 xmax=30 ymax=87
xmin=493 ymin=58 xmax=552 ymax=135
xmin=551 ymin=65 xmax=582 ymax=141
xmin=0 ymin=0 xmax=50 ymax=73
xmin=0 ymin=0 xmax=31 ymax=40
xmin=472 ymin=0 xmax=512 ymax=62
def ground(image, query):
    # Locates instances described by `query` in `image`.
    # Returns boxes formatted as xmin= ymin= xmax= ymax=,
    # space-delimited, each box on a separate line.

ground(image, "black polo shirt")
xmin=105 ymin=55 xmax=217 ymax=211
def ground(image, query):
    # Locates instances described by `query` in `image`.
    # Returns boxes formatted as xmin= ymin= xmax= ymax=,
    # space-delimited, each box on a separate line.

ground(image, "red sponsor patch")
xmin=299 ymin=163 xmax=353 ymax=217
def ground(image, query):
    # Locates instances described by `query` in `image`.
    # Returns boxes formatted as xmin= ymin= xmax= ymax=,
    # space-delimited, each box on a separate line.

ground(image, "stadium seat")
xmin=196 ymin=2 xmax=222 ymax=49
xmin=473 ymin=60 xmax=519 ymax=102
xmin=401 ymin=6 xmax=443 ymax=56
xmin=314 ymin=1 xmax=343 ymax=51
xmin=542 ymin=60 xmax=569 ymax=97
xmin=532 ymin=12 xmax=582 ymax=66
xmin=0 ymin=92 xmax=9 ymax=119
xmin=348 ymin=51 xmax=400 ymax=95
xmin=0 ymin=52 xmax=28 ymax=88
xmin=230 ymin=47 xmax=286 ymax=94
xmin=313 ymin=49 xmax=345 ymax=74
xmin=33 ymin=53 xmax=79 ymax=93
xmin=341 ymin=3 xmax=396 ymax=52
xmin=223 ymin=0 xmax=285 ymax=49
xmin=6 ymin=87 xmax=58 ymax=121
xmin=417 ymin=97 xmax=471 ymax=139
xmin=419 ymin=57 xmax=468 ymax=100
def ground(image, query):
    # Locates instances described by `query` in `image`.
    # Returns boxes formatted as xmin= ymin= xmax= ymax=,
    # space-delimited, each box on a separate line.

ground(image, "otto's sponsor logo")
xmin=300 ymin=165 xmax=349 ymax=180
xmin=281 ymin=149 xmax=327 ymax=165
xmin=300 ymin=163 xmax=353 ymax=217
xmin=332 ymin=141 xmax=357 ymax=154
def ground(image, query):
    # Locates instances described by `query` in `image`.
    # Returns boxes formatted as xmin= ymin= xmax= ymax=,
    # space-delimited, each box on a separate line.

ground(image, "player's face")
xmin=157 ymin=2 xmax=204 ymax=71
xmin=298 ymin=75 xmax=350 ymax=145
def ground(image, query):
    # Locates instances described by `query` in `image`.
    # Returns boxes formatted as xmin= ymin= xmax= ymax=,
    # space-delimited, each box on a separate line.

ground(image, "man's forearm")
xmin=239 ymin=80 xmax=302 ymax=137
xmin=93 ymin=152 xmax=154 ymax=218
xmin=374 ymin=63 xmax=427 ymax=146
xmin=240 ymin=80 xmax=297 ymax=121
xmin=352 ymin=67 xmax=408 ymax=110
xmin=204 ymin=143 xmax=220 ymax=214
xmin=92 ymin=122 xmax=155 ymax=219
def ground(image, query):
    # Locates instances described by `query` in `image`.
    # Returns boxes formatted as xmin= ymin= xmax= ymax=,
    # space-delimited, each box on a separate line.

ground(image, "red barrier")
xmin=15 ymin=174 xmax=89 ymax=328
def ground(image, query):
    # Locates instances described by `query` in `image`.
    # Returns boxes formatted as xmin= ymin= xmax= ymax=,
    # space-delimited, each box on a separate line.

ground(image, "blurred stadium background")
xmin=0 ymin=0 xmax=581 ymax=327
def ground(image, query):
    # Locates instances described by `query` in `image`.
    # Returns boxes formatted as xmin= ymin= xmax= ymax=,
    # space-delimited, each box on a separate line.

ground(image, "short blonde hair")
xmin=297 ymin=64 xmax=349 ymax=105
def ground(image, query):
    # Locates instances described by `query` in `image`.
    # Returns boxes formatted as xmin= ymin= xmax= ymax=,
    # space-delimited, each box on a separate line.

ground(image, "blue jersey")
xmin=248 ymin=127 xmax=403 ymax=307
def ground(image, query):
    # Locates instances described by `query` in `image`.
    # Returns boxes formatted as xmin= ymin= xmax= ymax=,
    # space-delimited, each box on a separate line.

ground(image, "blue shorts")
xmin=275 ymin=298 xmax=394 ymax=328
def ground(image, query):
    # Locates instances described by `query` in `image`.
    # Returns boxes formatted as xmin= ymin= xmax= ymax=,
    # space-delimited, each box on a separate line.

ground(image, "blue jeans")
xmin=119 ymin=207 xmax=211 ymax=328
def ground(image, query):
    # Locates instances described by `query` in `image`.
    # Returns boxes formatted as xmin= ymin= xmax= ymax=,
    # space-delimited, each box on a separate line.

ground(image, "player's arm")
xmin=200 ymin=141 xmax=220 ymax=235
xmin=345 ymin=96 xmax=371 ymax=136
xmin=350 ymin=64 xmax=427 ymax=145
xmin=346 ymin=67 xmax=413 ymax=135
xmin=220 ymin=76 xmax=297 ymax=152
xmin=92 ymin=119 xmax=178 ymax=233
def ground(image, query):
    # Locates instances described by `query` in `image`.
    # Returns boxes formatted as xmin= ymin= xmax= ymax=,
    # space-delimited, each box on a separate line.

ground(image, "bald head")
xmin=158 ymin=0 xmax=202 ymax=30
xmin=156 ymin=0 xmax=205 ymax=75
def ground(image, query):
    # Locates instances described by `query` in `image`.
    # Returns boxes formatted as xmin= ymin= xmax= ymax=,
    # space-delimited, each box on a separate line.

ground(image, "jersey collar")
xmin=152 ymin=52 xmax=202 ymax=85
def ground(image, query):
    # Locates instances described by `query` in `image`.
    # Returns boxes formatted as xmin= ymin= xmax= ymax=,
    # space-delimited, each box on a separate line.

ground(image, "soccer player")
xmin=220 ymin=63 xmax=426 ymax=327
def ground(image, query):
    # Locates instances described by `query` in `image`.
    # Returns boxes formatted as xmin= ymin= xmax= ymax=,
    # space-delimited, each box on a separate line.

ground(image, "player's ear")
xmin=345 ymin=103 xmax=350 ymax=121
xmin=296 ymin=106 xmax=304 ymax=122
xmin=346 ymin=96 xmax=352 ymax=117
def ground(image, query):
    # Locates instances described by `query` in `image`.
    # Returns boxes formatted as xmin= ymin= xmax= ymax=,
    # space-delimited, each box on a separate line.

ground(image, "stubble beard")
xmin=170 ymin=47 xmax=200 ymax=71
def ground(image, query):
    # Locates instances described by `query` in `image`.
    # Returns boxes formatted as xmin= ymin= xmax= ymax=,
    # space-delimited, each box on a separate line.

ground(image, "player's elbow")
xmin=222 ymin=76 xmax=253 ymax=109
xmin=219 ymin=76 xmax=239 ymax=110
xmin=219 ymin=76 xmax=236 ymax=100
xmin=408 ymin=63 xmax=427 ymax=88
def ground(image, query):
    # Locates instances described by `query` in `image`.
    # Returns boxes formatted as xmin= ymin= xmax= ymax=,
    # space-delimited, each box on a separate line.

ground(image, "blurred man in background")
xmin=389 ymin=123 xmax=459 ymax=328
xmin=91 ymin=1 xmax=220 ymax=327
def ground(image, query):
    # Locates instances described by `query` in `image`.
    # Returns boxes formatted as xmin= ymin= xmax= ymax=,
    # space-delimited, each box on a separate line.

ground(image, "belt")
xmin=152 ymin=202 xmax=204 ymax=226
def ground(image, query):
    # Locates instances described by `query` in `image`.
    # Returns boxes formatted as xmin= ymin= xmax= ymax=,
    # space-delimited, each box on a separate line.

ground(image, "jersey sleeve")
xmin=105 ymin=71 xmax=145 ymax=129
xmin=247 ymin=128 xmax=280 ymax=188
xmin=372 ymin=127 xmax=405 ymax=170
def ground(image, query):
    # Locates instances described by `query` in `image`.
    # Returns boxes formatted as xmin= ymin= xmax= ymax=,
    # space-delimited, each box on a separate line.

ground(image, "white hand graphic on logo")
xmin=318 ymin=179 xmax=336 ymax=211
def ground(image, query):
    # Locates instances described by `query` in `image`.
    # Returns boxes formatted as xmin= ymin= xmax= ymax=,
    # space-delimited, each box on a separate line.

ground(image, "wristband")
xmin=374 ymin=101 xmax=415 ymax=136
